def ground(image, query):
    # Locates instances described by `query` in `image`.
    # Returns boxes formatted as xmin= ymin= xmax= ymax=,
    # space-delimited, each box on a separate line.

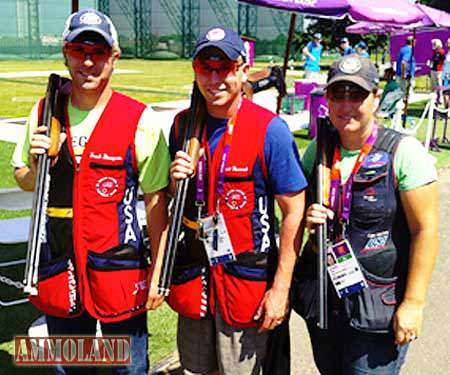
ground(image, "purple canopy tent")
xmin=345 ymin=3 xmax=450 ymax=126
xmin=239 ymin=0 xmax=424 ymax=23
xmin=239 ymin=0 xmax=425 ymax=114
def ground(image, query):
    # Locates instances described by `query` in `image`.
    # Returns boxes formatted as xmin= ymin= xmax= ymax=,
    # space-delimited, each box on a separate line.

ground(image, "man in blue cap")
xmin=13 ymin=9 xmax=171 ymax=374
xmin=167 ymin=25 xmax=307 ymax=374
xmin=339 ymin=37 xmax=354 ymax=56
xmin=355 ymin=41 xmax=370 ymax=58
xmin=302 ymin=32 xmax=324 ymax=79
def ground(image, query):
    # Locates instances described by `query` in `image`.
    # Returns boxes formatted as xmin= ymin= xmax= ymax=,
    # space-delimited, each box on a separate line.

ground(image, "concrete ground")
xmin=153 ymin=169 xmax=450 ymax=375
xmin=291 ymin=169 xmax=450 ymax=375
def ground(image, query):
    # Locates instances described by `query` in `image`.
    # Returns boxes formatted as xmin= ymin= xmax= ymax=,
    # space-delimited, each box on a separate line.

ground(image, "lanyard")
xmin=329 ymin=126 xmax=378 ymax=223
xmin=195 ymin=114 xmax=237 ymax=214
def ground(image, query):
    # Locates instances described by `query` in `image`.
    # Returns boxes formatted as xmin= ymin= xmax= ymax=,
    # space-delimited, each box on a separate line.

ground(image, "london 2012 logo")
xmin=96 ymin=177 xmax=119 ymax=198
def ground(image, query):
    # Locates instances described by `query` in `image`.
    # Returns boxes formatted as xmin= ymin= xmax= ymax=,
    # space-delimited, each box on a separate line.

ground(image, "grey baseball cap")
xmin=326 ymin=54 xmax=379 ymax=92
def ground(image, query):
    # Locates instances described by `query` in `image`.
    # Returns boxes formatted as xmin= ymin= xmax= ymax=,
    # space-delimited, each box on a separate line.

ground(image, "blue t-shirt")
xmin=169 ymin=113 xmax=307 ymax=195
xmin=304 ymin=42 xmax=323 ymax=73
xmin=342 ymin=46 xmax=355 ymax=56
xmin=396 ymin=45 xmax=416 ymax=78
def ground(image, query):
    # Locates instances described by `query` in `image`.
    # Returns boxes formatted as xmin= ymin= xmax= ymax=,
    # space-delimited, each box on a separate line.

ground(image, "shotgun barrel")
xmin=23 ymin=73 xmax=62 ymax=296
xmin=316 ymin=116 xmax=328 ymax=329
xmin=158 ymin=82 xmax=205 ymax=296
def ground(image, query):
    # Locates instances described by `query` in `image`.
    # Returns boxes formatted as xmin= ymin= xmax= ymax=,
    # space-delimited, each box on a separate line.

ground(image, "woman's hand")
xmin=305 ymin=203 xmax=334 ymax=233
xmin=393 ymin=299 xmax=424 ymax=346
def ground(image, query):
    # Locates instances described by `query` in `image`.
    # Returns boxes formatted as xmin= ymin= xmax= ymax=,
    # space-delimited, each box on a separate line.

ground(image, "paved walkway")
xmin=291 ymin=169 xmax=450 ymax=374
xmin=152 ymin=169 xmax=450 ymax=375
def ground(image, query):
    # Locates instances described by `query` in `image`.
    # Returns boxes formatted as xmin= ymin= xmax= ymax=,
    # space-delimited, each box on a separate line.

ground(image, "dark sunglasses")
xmin=65 ymin=42 xmax=111 ymax=61
xmin=327 ymin=83 xmax=370 ymax=102
xmin=193 ymin=58 xmax=243 ymax=78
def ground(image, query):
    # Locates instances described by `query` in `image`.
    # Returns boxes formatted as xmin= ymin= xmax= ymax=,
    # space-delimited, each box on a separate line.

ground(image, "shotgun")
xmin=158 ymin=82 xmax=206 ymax=296
xmin=316 ymin=115 xmax=329 ymax=329
xmin=23 ymin=73 xmax=63 ymax=296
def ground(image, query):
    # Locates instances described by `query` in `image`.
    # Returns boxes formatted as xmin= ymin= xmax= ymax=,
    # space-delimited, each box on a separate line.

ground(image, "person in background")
xmin=338 ymin=37 xmax=354 ymax=56
xmin=303 ymin=32 xmax=324 ymax=80
xmin=295 ymin=54 xmax=438 ymax=375
xmin=396 ymin=36 xmax=416 ymax=94
xmin=355 ymin=41 xmax=370 ymax=58
xmin=442 ymin=38 xmax=450 ymax=107
xmin=429 ymin=38 xmax=446 ymax=104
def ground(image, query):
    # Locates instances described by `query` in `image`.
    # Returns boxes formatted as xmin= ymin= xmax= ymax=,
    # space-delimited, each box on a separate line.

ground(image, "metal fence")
xmin=0 ymin=0 xmax=303 ymax=60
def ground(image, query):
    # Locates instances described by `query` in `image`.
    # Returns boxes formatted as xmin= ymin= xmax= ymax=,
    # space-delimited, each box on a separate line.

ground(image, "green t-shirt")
xmin=301 ymin=134 xmax=437 ymax=191
xmin=12 ymin=98 xmax=170 ymax=194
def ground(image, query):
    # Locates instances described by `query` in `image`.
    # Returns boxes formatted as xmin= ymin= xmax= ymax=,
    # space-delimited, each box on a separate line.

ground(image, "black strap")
xmin=374 ymin=127 xmax=405 ymax=156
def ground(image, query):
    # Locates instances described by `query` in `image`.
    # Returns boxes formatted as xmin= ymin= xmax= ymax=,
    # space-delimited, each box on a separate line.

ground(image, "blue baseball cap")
xmin=340 ymin=37 xmax=349 ymax=44
xmin=355 ymin=41 xmax=367 ymax=50
xmin=314 ymin=33 xmax=322 ymax=40
xmin=193 ymin=26 xmax=247 ymax=61
xmin=62 ymin=9 xmax=118 ymax=47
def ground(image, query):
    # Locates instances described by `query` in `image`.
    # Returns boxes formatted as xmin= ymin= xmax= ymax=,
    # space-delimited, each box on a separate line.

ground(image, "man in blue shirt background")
xmin=396 ymin=36 xmax=416 ymax=93
xmin=355 ymin=41 xmax=370 ymax=58
xmin=339 ymin=37 xmax=354 ymax=56
xmin=302 ymin=32 xmax=323 ymax=80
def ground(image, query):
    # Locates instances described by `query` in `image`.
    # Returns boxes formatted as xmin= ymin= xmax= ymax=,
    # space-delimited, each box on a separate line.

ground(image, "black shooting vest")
xmin=294 ymin=126 xmax=411 ymax=333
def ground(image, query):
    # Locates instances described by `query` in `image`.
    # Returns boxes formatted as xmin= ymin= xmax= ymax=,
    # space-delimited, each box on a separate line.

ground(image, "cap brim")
xmin=326 ymin=75 xmax=372 ymax=92
xmin=193 ymin=42 xmax=240 ymax=60
xmin=65 ymin=27 xmax=114 ymax=47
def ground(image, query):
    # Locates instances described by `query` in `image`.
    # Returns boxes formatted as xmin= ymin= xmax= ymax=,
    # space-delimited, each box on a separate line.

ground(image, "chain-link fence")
xmin=0 ymin=0 xmax=303 ymax=60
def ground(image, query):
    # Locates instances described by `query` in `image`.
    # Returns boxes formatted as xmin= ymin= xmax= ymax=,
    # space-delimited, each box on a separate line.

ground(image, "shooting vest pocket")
xmin=214 ymin=253 xmax=269 ymax=327
xmin=86 ymin=245 xmax=148 ymax=319
xmin=87 ymin=161 xmax=127 ymax=204
xmin=351 ymin=155 xmax=389 ymax=219
xmin=344 ymin=268 xmax=398 ymax=333
xmin=167 ymin=265 xmax=210 ymax=320
xmin=30 ymin=255 xmax=82 ymax=318
xmin=219 ymin=174 xmax=255 ymax=256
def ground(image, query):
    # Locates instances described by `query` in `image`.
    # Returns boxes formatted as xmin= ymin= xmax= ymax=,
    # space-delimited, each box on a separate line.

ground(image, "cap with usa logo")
xmin=193 ymin=26 xmax=247 ymax=62
xmin=62 ymin=9 xmax=118 ymax=48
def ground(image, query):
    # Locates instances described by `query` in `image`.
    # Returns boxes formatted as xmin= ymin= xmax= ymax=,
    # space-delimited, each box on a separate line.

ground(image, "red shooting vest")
xmin=167 ymin=98 xmax=279 ymax=328
xmin=30 ymin=91 xmax=149 ymax=322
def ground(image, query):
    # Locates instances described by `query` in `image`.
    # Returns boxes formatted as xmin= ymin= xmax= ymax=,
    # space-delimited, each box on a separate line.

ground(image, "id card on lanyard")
xmin=327 ymin=125 xmax=378 ymax=297
xmin=196 ymin=114 xmax=238 ymax=266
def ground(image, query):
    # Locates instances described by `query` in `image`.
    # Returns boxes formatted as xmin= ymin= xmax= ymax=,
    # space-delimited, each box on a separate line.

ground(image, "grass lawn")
xmin=0 ymin=59 xmax=449 ymax=372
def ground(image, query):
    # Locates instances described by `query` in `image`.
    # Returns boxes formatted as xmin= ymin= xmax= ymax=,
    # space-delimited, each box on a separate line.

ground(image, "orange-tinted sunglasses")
xmin=193 ymin=58 xmax=243 ymax=78
xmin=65 ymin=42 xmax=111 ymax=61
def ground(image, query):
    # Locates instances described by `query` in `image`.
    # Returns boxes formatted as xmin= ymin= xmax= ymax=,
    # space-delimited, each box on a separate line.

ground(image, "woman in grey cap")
xmin=293 ymin=55 xmax=438 ymax=374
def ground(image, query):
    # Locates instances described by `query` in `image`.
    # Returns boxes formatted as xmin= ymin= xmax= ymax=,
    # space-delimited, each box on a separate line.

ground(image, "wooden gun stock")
xmin=157 ymin=82 xmax=206 ymax=296
xmin=48 ymin=116 xmax=61 ymax=157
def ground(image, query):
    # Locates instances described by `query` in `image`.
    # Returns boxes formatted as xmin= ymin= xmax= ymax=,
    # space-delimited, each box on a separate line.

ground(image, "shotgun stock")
xmin=158 ymin=82 xmax=206 ymax=296
xmin=23 ymin=73 xmax=63 ymax=296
